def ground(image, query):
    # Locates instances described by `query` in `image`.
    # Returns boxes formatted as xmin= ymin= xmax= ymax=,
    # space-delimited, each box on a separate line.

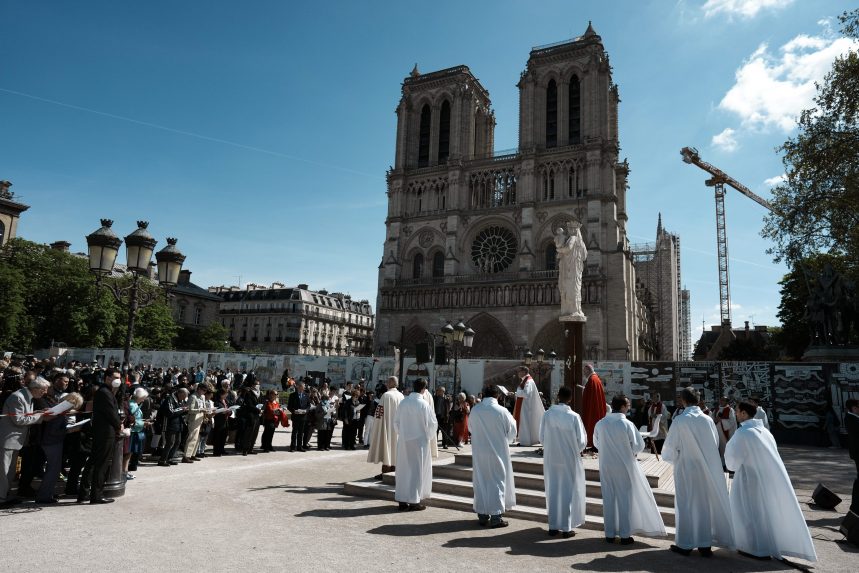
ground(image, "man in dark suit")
xmin=288 ymin=382 xmax=310 ymax=452
xmin=846 ymin=399 xmax=859 ymax=514
xmin=89 ymin=368 xmax=122 ymax=504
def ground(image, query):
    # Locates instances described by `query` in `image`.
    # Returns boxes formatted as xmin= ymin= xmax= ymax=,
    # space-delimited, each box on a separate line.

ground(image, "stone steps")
xmin=343 ymin=477 xmax=676 ymax=538
xmin=344 ymin=446 xmax=677 ymax=540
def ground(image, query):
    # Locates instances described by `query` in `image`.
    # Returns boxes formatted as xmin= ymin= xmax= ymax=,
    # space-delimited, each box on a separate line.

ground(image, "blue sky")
xmin=1 ymin=0 xmax=856 ymax=343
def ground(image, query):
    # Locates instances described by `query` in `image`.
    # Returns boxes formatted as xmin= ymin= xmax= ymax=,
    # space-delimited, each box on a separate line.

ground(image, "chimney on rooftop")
xmin=49 ymin=241 xmax=71 ymax=253
xmin=178 ymin=269 xmax=191 ymax=285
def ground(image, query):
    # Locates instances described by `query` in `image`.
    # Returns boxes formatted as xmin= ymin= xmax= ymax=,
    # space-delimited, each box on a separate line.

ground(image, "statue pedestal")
xmin=560 ymin=315 xmax=586 ymax=414
xmin=802 ymin=345 xmax=859 ymax=362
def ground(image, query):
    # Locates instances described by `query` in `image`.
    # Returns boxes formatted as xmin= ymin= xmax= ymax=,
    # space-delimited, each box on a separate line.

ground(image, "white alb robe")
xmin=419 ymin=389 xmax=439 ymax=459
xmin=725 ymin=419 xmax=816 ymax=561
xmin=366 ymin=388 xmax=404 ymax=466
xmin=469 ymin=397 xmax=517 ymax=515
xmin=593 ymin=413 xmax=667 ymax=538
xmin=662 ymin=406 xmax=735 ymax=550
xmin=754 ymin=406 xmax=770 ymax=430
xmin=540 ymin=404 xmax=587 ymax=531
xmin=393 ymin=393 xmax=438 ymax=504
xmin=517 ymin=377 xmax=545 ymax=446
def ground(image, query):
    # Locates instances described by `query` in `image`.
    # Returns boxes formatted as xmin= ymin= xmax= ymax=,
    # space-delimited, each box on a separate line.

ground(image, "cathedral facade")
xmin=374 ymin=24 xmax=674 ymax=361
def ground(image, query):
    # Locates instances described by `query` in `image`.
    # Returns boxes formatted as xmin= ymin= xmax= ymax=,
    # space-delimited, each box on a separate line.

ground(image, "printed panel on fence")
xmin=773 ymin=363 xmax=827 ymax=430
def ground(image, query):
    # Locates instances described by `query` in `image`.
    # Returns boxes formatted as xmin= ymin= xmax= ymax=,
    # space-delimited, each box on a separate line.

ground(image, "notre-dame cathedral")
xmin=374 ymin=24 xmax=686 ymax=361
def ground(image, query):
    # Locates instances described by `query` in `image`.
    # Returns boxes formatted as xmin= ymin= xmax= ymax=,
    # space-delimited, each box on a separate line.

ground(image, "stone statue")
xmin=555 ymin=221 xmax=587 ymax=321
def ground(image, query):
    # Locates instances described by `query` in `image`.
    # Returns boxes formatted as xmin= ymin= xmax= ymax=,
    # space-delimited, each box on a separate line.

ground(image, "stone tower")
xmin=375 ymin=24 xmax=647 ymax=361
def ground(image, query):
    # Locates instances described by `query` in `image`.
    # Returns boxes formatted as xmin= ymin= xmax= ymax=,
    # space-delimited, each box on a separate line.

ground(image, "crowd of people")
xmin=370 ymin=365 xmax=858 ymax=563
xmin=3 ymin=355 xmax=857 ymax=564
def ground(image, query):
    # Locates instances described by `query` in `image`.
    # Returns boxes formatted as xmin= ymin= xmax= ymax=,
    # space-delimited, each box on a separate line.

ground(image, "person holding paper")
xmin=183 ymin=384 xmax=207 ymax=463
xmin=1 ymin=377 xmax=53 ymax=506
xmin=210 ymin=387 xmax=230 ymax=457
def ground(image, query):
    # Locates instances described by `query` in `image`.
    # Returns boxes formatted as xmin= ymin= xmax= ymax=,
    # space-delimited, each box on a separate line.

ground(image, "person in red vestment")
xmin=579 ymin=363 xmax=606 ymax=450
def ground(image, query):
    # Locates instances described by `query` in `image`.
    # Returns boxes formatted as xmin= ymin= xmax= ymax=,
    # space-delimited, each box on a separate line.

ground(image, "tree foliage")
xmin=175 ymin=322 xmax=231 ymax=352
xmin=0 ymin=238 xmax=179 ymax=353
xmin=763 ymin=10 xmax=859 ymax=263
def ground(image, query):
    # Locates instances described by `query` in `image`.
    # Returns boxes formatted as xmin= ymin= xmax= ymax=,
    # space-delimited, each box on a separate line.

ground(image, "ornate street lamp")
xmin=523 ymin=349 xmax=533 ymax=366
xmin=86 ymin=220 xmax=185 ymax=367
xmin=439 ymin=319 xmax=475 ymax=398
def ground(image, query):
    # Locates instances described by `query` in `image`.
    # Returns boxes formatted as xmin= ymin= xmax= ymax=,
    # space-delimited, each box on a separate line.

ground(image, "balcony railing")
xmin=388 ymin=269 xmax=559 ymax=287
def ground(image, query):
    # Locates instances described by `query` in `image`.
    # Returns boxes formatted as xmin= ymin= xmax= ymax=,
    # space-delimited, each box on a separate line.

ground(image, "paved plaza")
xmin=0 ymin=427 xmax=856 ymax=573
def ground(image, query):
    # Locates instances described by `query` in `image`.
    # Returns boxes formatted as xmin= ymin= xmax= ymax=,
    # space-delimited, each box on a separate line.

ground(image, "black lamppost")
xmin=440 ymin=319 xmax=475 ymax=398
xmin=523 ymin=348 xmax=557 ymax=397
xmin=86 ymin=220 xmax=185 ymax=367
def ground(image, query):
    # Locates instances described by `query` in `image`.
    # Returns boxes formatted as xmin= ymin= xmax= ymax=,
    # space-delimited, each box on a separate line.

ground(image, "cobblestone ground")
xmin=0 ymin=428 xmax=856 ymax=573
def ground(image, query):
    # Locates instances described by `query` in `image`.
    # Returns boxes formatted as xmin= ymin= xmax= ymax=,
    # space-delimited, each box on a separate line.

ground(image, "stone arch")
xmin=532 ymin=319 xmax=566 ymax=357
xmin=402 ymin=324 xmax=429 ymax=353
xmin=466 ymin=312 xmax=515 ymax=358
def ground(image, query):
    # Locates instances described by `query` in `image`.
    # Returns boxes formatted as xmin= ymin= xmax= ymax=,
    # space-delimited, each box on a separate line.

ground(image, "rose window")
xmin=471 ymin=226 xmax=517 ymax=273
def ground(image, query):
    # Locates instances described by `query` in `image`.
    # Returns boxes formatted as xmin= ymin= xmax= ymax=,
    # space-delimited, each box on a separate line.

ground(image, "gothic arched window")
xmin=546 ymin=79 xmax=558 ymax=148
xmin=432 ymin=251 xmax=445 ymax=278
xmin=545 ymin=243 xmax=557 ymax=271
xmin=418 ymin=104 xmax=431 ymax=167
xmin=569 ymin=75 xmax=581 ymax=145
xmin=412 ymin=253 xmax=424 ymax=279
xmin=438 ymin=100 xmax=451 ymax=164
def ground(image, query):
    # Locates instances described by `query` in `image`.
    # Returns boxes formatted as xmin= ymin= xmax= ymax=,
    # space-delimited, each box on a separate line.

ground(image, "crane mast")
xmin=680 ymin=146 xmax=775 ymax=328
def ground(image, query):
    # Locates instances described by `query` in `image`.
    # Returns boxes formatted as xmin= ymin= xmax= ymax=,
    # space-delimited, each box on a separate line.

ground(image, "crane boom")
xmin=680 ymin=146 xmax=776 ymax=327
xmin=680 ymin=147 xmax=775 ymax=212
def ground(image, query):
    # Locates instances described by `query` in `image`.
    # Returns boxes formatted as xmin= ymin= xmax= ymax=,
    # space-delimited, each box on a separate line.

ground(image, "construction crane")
xmin=680 ymin=146 xmax=775 ymax=328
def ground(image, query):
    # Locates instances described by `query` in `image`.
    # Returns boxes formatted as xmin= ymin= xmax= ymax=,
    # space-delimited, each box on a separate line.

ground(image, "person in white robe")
xmin=367 ymin=377 xmax=404 ymax=476
xmin=419 ymin=387 xmax=439 ymax=459
xmin=663 ymin=386 xmax=734 ymax=557
xmin=515 ymin=366 xmax=544 ymax=446
xmin=394 ymin=378 xmax=438 ymax=511
xmin=750 ymin=397 xmax=770 ymax=430
xmin=712 ymin=396 xmax=737 ymax=467
xmin=725 ymin=401 xmax=817 ymax=562
xmin=470 ymin=385 xmax=517 ymax=528
xmin=594 ymin=395 xmax=666 ymax=544
xmin=540 ymin=386 xmax=586 ymax=537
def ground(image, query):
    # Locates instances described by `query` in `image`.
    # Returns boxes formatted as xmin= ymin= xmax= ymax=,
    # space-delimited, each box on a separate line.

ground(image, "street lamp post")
xmin=440 ymin=319 xmax=475 ymax=398
xmin=86 ymin=220 xmax=185 ymax=367
xmin=85 ymin=220 xmax=185 ymax=499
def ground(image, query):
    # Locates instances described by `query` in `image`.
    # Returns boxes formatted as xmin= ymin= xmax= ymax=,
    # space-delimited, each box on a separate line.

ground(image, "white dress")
xmin=725 ymin=419 xmax=816 ymax=561
xmin=540 ymin=404 xmax=587 ymax=531
xmin=593 ymin=413 xmax=666 ymax=538
xmin=469 ymin=397 xmax=517 ymax=516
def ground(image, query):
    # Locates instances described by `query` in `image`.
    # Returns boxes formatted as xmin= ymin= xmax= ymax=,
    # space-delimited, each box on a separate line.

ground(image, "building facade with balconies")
xmin=213 ymin=283 xmax=374 ymax=356
xmin=375 ymin=24 xmax=660 ymax=361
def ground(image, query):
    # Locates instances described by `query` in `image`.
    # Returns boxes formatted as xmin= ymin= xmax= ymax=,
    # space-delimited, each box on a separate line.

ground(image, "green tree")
xmin=0 ymin=238 xmax=121 ymax=351
xmin=718 ymin=330 xmax=780 ymax=361
xmin=102 ymin=275 xmax=178 ymax=350
xmin=174 ymin=323 xmax=231 ymax=352
xmin=763 ymin=10 xmax=859 ymax=264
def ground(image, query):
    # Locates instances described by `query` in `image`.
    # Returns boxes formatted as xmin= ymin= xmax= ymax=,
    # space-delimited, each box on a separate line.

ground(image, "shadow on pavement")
xmin=368 ymin=519 xmax=484 ymax=537
xmin=443 ymin=526 xmax=660 ymax=559
xmin=248 ymin=484 xmax=342 ymax=494
xmin=295 ymin=504 xmax=398 ymax=518
xmin=569 ymin=552 xmax=791 ymax=572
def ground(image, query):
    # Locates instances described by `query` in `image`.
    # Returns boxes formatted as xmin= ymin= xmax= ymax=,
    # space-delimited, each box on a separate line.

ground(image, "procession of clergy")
xmin=366 ymin=364 xmax=817 ymax=564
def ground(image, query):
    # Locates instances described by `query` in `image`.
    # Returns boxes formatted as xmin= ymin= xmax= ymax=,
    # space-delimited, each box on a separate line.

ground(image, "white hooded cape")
xmin=540 ymin=404 xmax=587 ymax=531
xmin=367 ymin=388 xmax=404 ymax=466
xmin=516 ymin=377 xmax=545 ymax=446
xmin=593 ymin=413 xmax=667 ymax=538
xmin=469 ymin=397 xmax=517 ymax=515
xmin=662 ymin=406 xmax=735 ymax=550
xmin=420 ymin=389 xmax=439 ymax=459
xmin=393 ymin=393 xmax=438 ymax=504
xmin=725 ymin=419 xmax=817 ymax=561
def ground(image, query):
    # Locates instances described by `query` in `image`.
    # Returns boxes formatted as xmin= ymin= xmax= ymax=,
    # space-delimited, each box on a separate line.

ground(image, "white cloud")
xmin=763 ymin=174 xmax=786 ymax=186
xmin=718 ymin=32 xmax=859 ymax=132
xmin=702 ymin=0 xmax=793 ymax=19
xmin=711 ymin=127 xmax=739 ymax=152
